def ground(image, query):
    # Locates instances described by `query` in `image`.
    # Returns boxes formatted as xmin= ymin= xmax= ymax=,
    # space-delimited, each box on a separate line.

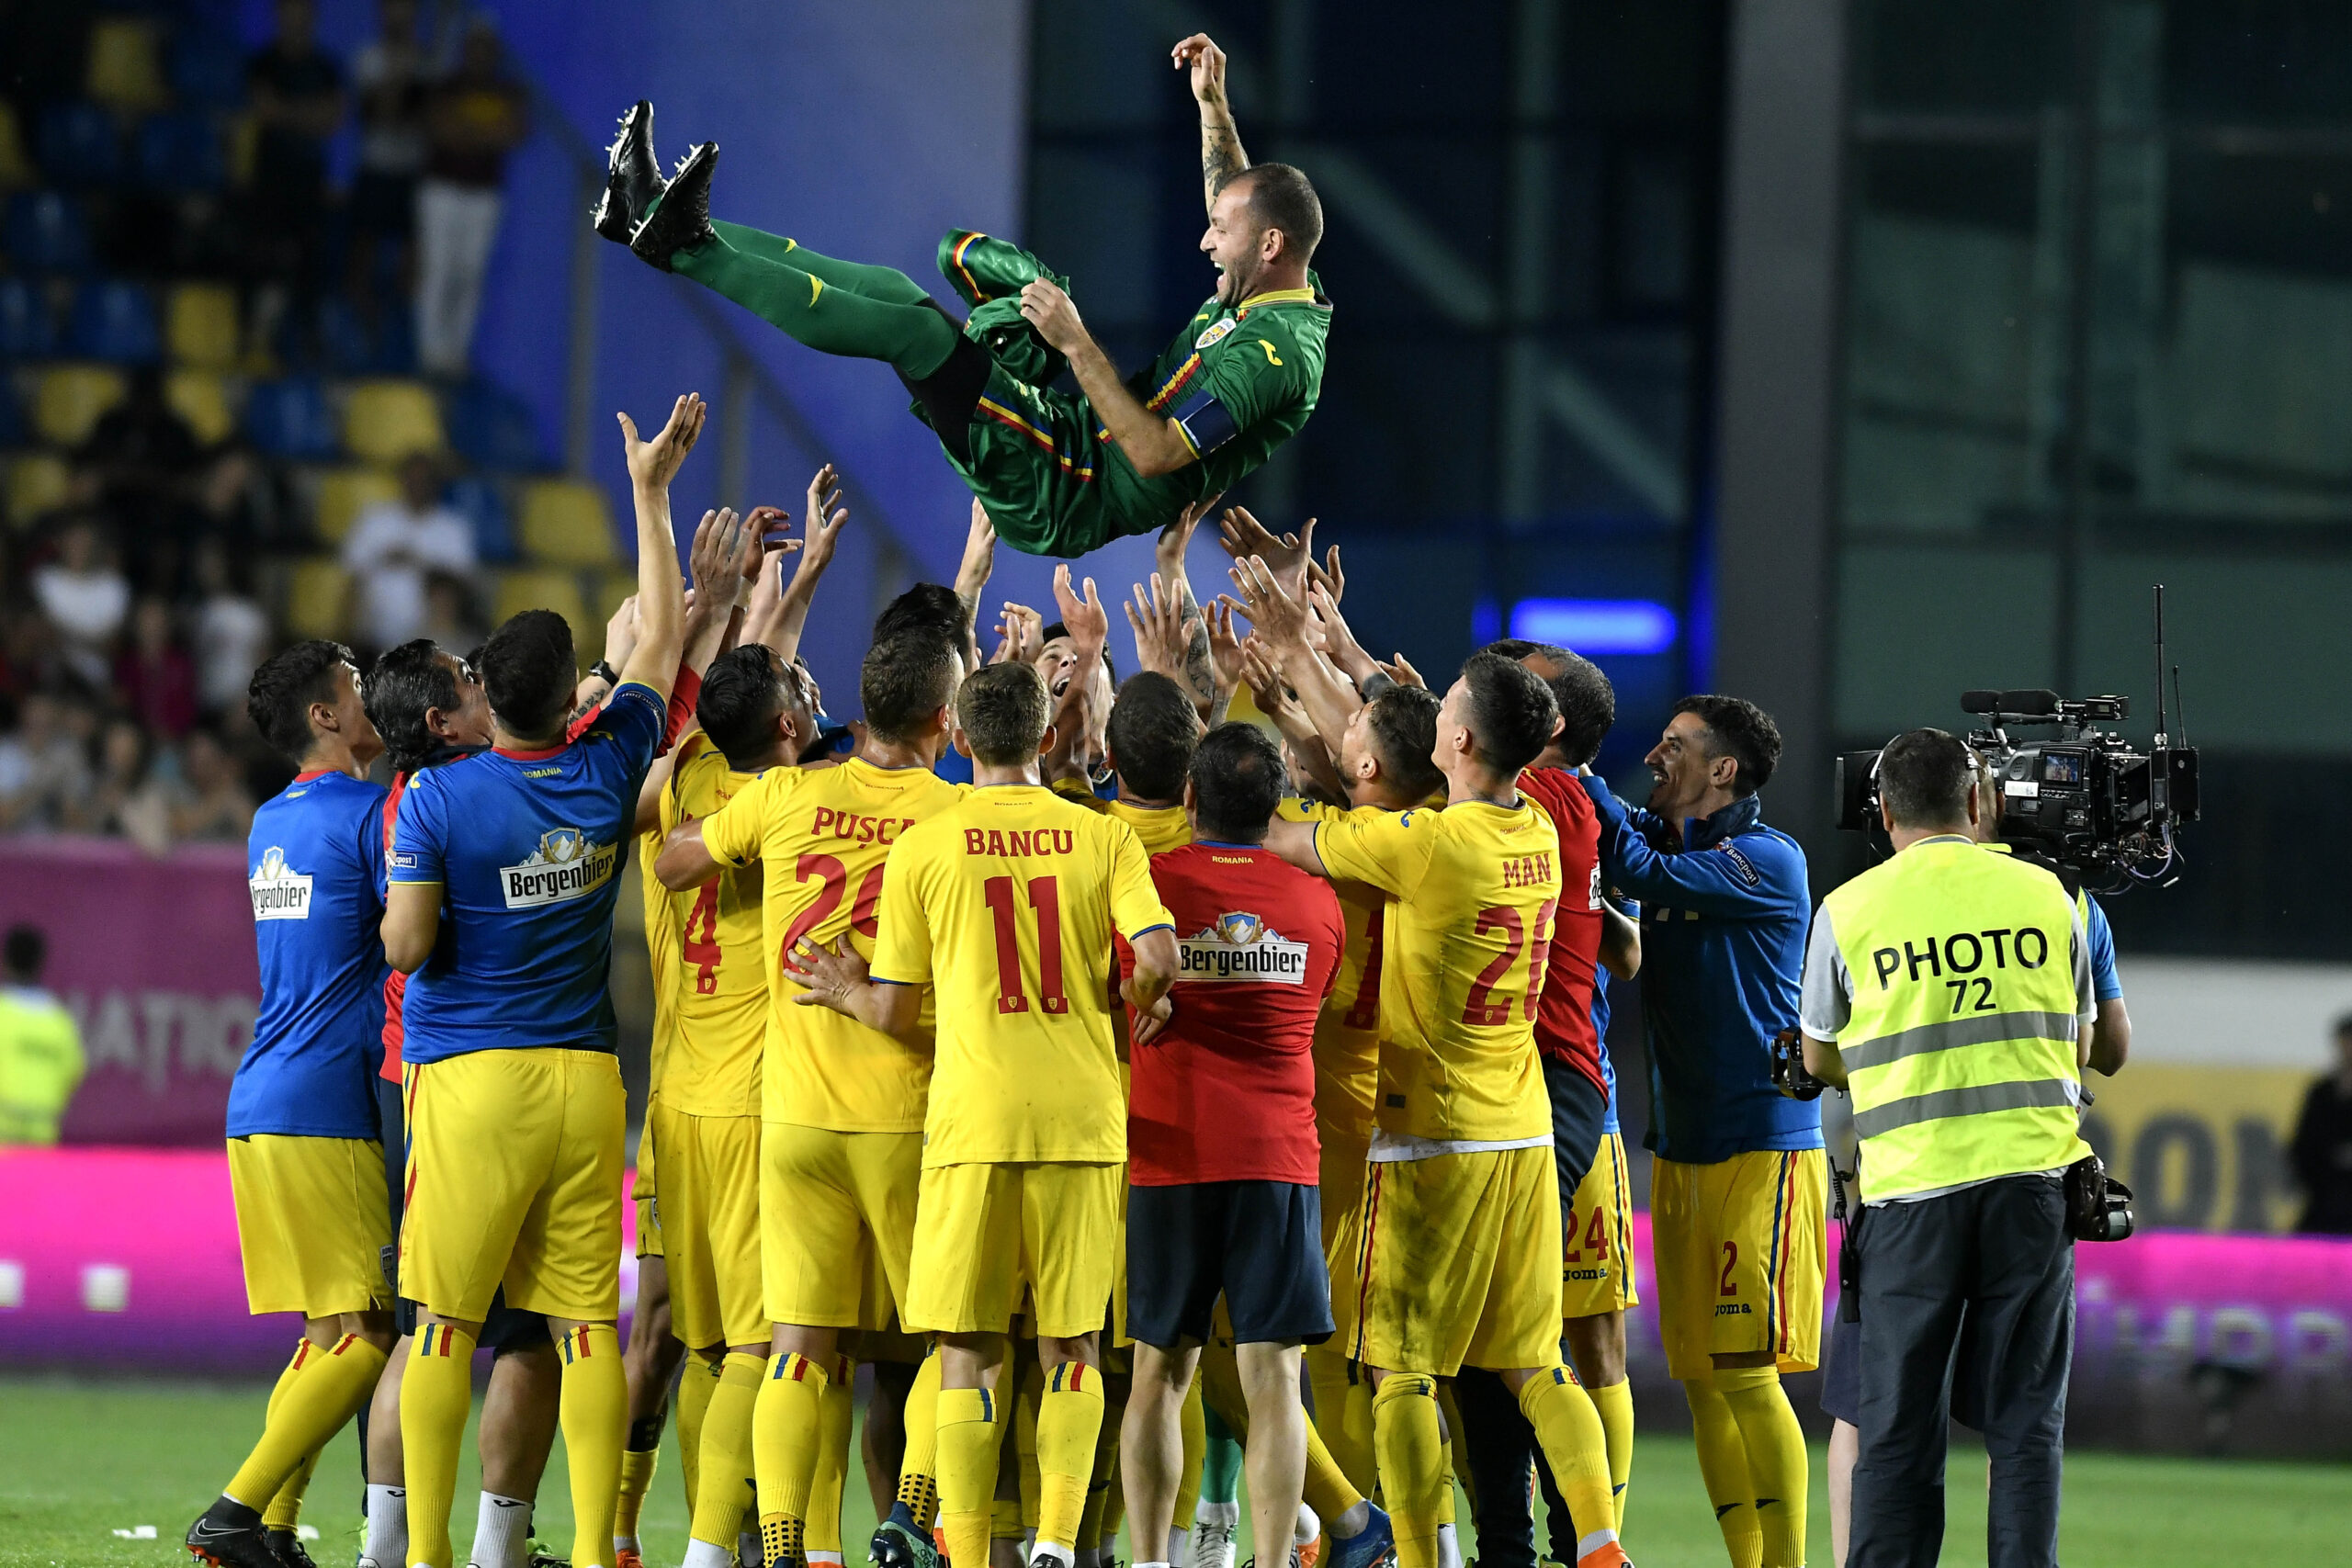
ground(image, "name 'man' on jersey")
xmin=870 ymin=784 xmax=1172 ymax=1166
xmin=697 ymin=755 xmax=967 ymax=1132
xmin=234 ymin=768 xmax=389 ymax=1139
xmin=1315 ymin=799 xmax=1563 ymax=1145
xmin=656 ymin=733 xmax=764 ymax=1117
xmin=390 ymin=682 xmax=665 ymax=1061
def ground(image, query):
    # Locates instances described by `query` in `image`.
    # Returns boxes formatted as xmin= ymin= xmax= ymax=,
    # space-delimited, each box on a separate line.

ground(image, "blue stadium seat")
xmin=134 ymin=112 xmax=226 ymax=193
xmin=37 ymin=101 xmax=123 ymax=188
xmin=168 ymin=31 xmax=247 ymax=109
xmin=446 ymin=379 xmax=547 ymax=472
xmin=5 ymin=191 xmax=94 ymax=272
xmin=0 ymin=386 xmax=24 ymax=447
xmin=446 ymin=475 xmax=517 ymax=563
xmin=0 ymin=277 xmax=56 ymax=359
xmin=315 ymin=295 xmax=376 ymax=376
xmin=67 ymin=280 xmax=162 ymax=365
xmin=244 ymin=377 xmax=339 ymax=459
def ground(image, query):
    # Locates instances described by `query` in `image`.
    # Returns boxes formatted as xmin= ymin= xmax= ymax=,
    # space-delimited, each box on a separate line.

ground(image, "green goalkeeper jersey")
xmin=945 ymin=276 xmax=1332 ymax=558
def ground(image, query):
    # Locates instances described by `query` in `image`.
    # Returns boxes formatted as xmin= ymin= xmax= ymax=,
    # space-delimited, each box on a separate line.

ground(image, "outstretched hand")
xmin=1218 ymin=554 xmax=1313 ymax=657
xmin=1171 ymin=33 xmax=1229 ymax=108
xmin=800 ymin=464 xmax=850 ymax=576
xmin=1216 ymin=506 xmax=1317 ymax=600
xmin=1125 ymin=572 xmax=1192 ymax=682
xmin=685 ymin=507 xmax=750 ymax=608
xmin=992 ymin=602 xmax=1043 ymax=666
xmin=618 ymin=392 xmax=706 ymax=490
xmin=1051 ymin=564 xmax=1110 ymax=655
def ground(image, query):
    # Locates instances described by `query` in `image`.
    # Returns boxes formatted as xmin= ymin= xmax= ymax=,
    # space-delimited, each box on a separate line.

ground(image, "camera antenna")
xmin=2172 ymin=662 xmax=2188 ymax=747
xmin=2151 ymin=584 xmax=2168 ymax=750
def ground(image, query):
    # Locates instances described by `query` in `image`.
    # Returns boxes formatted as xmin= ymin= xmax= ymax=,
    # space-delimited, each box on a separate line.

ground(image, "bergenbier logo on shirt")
xmin=1177 ymin=910 xmax=1309 ymax=984
xmin=500 ymin=826 xmax=618 ymax=910
xmin=249 ymin=845 xmax=313 ymax=921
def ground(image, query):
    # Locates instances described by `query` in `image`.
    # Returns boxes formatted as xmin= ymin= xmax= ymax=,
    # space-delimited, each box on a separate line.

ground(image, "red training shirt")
xmin=1520 ymin=765 xmax=1607 ymax=1099
xmin=1125 ymin=841 xmax=1343 ymax=1187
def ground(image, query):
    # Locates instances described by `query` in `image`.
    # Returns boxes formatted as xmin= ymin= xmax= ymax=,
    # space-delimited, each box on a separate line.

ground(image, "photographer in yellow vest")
xmin=1795 ymin=728 xmax=2094 ymax=1568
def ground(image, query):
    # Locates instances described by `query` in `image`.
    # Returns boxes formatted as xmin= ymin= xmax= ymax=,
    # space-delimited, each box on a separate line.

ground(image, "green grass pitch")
xmin=1 ymin=1375 xmax=2345 ymax=1567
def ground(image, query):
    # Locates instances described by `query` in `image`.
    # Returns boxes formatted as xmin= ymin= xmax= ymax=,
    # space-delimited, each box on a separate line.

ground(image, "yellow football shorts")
xmin=401 ymin=1048 xmax=626 ymax=1324
xmin=762 ymin=1122 xmax=924 ymax=1331
xmin=1350 ymin=1144 xmax=1562 ymax=1376
xmin=1561 ymin=1130 xmax=1640 ymax=1318
xmin=1317 ymin=1115 xmax=1371 ymax=1264
xmin=1650 ymin=1147 xmax=1826 ymax=1381
xmin=227 ymin=1134 xmax=392 ymax=1317
xmin=904 ymin=1160 xmax=1120 ymax=1339
xmin=633 ymin=1102 xmax=662 ymax=1260
xmin=650 ymin=1101 xmax=765 ymax=1349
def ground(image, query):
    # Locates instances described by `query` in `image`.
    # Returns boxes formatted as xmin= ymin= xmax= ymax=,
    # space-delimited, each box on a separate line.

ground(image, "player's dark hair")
xmin=1459 ymin=651 xmax=1557 ymax=775
xmin=956 ymin=660 xmax=1050 ymax=766
xmin=4 ymin=924 xmax=45 ymax=981
xmin=247 ymin=638 xmax=356 ymax=763
xmin=1236 ymin=163 xmax=1324 ymax=261
xmin=367 ymin=639 xmax=462 ymax=773
xmin=1190 ymin=722 xmax=1288 ymax=844
xmin=875 ymin=583 xmax=968 ymax=649
xmin=1485 ymin=638 xmax=1616 ymax=768
xmin=1363 ymin=686 xmax=1444 ymax=801
xmin=1106 ymin=673 xmax=1199 ymax=802
xmin=1671 ymin=694 xmax=1782 ymax=796
xmin=481 ymin=609 xmax=576 ymax=740
xmin=1878 ymin=728 xmax=1976 ymax=829
xmin=1040 ymin=623 xmax=1117 ymax=682
xmin=699 ymin=645 xmax=795 ymax=770
xmin=863 ymin=630 xmax=961 ymax=744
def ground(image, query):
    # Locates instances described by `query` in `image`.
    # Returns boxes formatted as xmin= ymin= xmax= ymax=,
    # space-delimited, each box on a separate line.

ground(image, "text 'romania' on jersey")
xmin=1315 ymin=799 xmax=1562 ymax=1144
xmin=390 ymin=682 xmax=666 ymax=1061
xmin=698 ymin=755 xmax=968 ymax=1132
xmin=656 ymin=732 xmax=765 ymax=1117
xmin=870 ymin=784 xmax=1172 ymax=1167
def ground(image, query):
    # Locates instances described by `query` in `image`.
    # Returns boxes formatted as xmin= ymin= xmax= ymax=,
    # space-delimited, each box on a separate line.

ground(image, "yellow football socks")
xmin=1302 ymin=1414 xmax=1366 ymax=1524
xmin=1035 ymin=1361 xmax=1105 ymax=1557
xmin=249 ymin=1342 xmax=309 ymax=1523
xmin=616 ymin=1445 xmax=660 ymax=1545
xmin=401 ymin=1322 xmax=480 ymax=1568
xmin=895 ymin=1349 xmax=943 ymax=1529
xmin=807 ymin=1355 xmax=855 ymax=1562
xmin=262 ymin=1450 xmax=319 ymax=1533
xmin=1173 ymin=1375 xmax=1206 ymax=1530
xmin=677 ymin=1350 xmax=719 ymax=1514
xmin=1371 ymin=1375 xmax=1445 ymax=1568
xmin=1684 ymin=1377 xmax=1762 ymax=1568
xmin=1717 ymin=1366 xmax=1808 ymax=1568
xmin=686 ymin=1350 xmax=763 ymax=1552
xmin=229 ymin=1334 xmax=385 ymax=1519
xmin=557 ymin=1324 xmax=629 ymax=1568
xmin=753 ymin=1351 xmax=826 ymax=1553
xmin=1305 ymin=1347 xmax=1376 ymax=1496
xmin=1589 ymin=1378 xmax=1636 ymax=1530
xmin=1077 ymin=1396 xmax=1119 ymax=1553
xmin=936 ymin=1385 xmax=1007 ymax=1568
xmin=1517 ymin=1367 xmax=1619 ymax=1564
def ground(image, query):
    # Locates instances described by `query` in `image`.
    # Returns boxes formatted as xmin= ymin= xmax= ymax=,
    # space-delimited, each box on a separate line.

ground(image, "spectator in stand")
xmin=115 ymin=598 xmax=200 ymax=739
xmin=341 ymin=451 xmax=475 ymax=649
xmin=244 ymin=0 xmax=347 ymax=357
xmin=173 ymin=727 xmax=259 ymax=844
xmin=348 ymin=0 xmax=430 ymax=319
xmin=75 ymin=715 xmax=164 ymax=848
xmin=32 ymin=518 xmax=130 ymax=688
xmin=416 ymin=17 xmax=530 ymax=377
xmin=0 ymin=694 xmax=95 ymax=832
xmin=81 ymin=368 xmax=204 ymax=530
xmin=0 ymin=925 xmax=85 ymax=1148
xmin=417 ymin=569 xmax=488 ymax=654
xmin=2290 ymin=1013 xmax=2352 ymax=1235
xmin=191 ymin=542 xmax=272 ymax=717
xmin=189 ymin=446 xmax=300 ymax=558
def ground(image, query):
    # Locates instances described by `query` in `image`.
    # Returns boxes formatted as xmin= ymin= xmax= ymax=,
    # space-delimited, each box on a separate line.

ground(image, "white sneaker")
xmin=1190 ymin=1509 xmax=1238 ymax=1568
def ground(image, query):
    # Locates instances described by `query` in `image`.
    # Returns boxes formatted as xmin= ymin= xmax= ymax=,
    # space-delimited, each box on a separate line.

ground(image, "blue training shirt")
xmin=1582 ymin=776 xmax=1822 ymax=1164
xmin=232 ymin=769 xmax=390 ymax=1139
xmin=2084 ymin=893 xmax=2121 ymax=1003
xmin=1593 ymin=978 xmax=1619 ymax=1136
xmin=390 ymin=682 xmax=666 ymax=1061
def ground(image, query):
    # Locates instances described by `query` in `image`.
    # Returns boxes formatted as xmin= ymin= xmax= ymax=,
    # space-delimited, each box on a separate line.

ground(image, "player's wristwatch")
xmin=589 ymin=660 xmax=620 ymax=687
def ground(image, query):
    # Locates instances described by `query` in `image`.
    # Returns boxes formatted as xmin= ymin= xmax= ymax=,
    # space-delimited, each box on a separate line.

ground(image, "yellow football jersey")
xmin=871 ymin=784 xmax=1172 ymax=1167
xmin=1314 ymin=799 xmax=1562 ymax=1143
xmin=698 ymin=756 xmax=967 ymax=1132
xmin=640 ymin=818 xmax=677 ymax=1099
xmin=655 ymin=734 xmax=766 ymax=1117
xmin=1279 ymin=798 xmax=1382 ymax=1140
xmin=1053 ymin=779 xmax=1194 ymax=856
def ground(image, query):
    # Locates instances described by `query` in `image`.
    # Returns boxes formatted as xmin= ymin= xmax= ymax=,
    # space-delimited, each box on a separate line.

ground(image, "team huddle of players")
xmin=197 ymin=391 xmax=1829 ymax=1568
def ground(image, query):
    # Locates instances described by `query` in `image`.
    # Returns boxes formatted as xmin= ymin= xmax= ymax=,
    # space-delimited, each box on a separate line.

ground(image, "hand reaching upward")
xmin=618 ymin=392 xmax=705 ymax=491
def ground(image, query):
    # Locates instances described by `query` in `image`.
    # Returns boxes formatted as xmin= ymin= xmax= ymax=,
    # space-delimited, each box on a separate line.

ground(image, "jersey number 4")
xmin=1461 ymin=899 xmax=1559 ymax=1026
xmin=983 ymin=874 xmax=1068 ymax=1016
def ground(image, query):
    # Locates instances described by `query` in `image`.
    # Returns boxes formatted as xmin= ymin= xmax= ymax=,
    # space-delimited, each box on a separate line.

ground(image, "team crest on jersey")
xmin=1194 ymin=318 xmax=1238 ymax=351
xmin=501 ymin=826 xmax=618 ymax=909
xmin=1179 ymin=912 xmax=1309 ymax=984
xmin=248 ymin=846 xmax=313 ymax=921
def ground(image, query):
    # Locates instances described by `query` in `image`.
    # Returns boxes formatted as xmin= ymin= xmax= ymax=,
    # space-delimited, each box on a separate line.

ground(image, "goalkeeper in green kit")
xmin=595 ymin=33 xmax=1329 ymax=559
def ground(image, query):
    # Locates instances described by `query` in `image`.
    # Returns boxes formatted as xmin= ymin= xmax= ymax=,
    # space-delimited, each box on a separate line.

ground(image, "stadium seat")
xmin=343 ymin=378 xmax=445 ymax=464
xmin=446 ymin=475 xmax=517 ymax=563
xmin=0 ymin=276 xmax=56 ymax=358
xmin=518 ymin=479 xmax=619 ymax=567
xmin=33 ymin=365 xmax=127 ymax=446
xmin=446 ymin=378 xmax=546 ymax=471
xmin=282 ymin=558 xmax=352 ymax=639
xmin=311 ymin=466 xmax=400 ymax=546
xmin=37 ymin=101 xmax=123 ymax=188
xmin=244 ymin=377 xmax=338 ymax=459
xmin=165 ymin=283 xmax=238 ymax=370
xmin=595 ymin=569 xmax=639 ymax=622
xmin=86 ymin=18 xmax=172 ymax=113
xmin=0 ymin=102 xmax=34 ymax=190
xmin=492 ymin=567 xmax=591 ymax=632
xmin=169 ymin=31 xmax=247 ymax=110
xmin=6 ymin=452 xmax=72 ymax=527
xmin=67 ymin=280 xmax=162 ymax=365
xmin=134 ymin=112 xmax=227 ymax=194
xmin=5 ymin=191 xmax=93 ymax=272
xmin=165 ymin=369 xmax=234 ymax=446
xmin=0 ymin=385 xmax=19 ymax=446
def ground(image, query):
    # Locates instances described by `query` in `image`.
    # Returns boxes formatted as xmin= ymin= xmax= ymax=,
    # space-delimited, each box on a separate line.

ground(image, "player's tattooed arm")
xmin=1044 ymin=565 xmax=1111 ymax=782
xmin=1174 ymin=33 xmax=1248 ymax=209
xmin=1020 ymin=281 xmax=1197 ymax=477
xmin=784 ymin=937 xmax=922 ymax=1040
xmin=1158 ymin=496 xmax=1220 ymax=717
xmin=955 ymin=501 xmax=999 ymax=673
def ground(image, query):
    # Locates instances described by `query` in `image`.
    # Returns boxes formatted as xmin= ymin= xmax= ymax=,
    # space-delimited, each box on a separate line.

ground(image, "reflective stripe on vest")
xmin=1822 ymin=840 xmax=2089 ymax=1200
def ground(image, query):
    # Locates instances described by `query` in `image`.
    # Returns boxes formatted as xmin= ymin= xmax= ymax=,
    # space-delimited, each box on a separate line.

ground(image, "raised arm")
xmin=681 ymin=506 xmax=752 ymax=677
xmin=956 ymin=501 xmax=998 ymax=672
xmin=752 ymin=465 xmax=849 ymax=660
xmin=1173 ymin=33 xmax=1248 ymax=211
xmin=1157 ymin=496 xmax=1221 ymax=716
xmin=615 ymin=394 xmax=707 ymax=698
xmin=1222 ymin=553 xmax=1362 ymax=764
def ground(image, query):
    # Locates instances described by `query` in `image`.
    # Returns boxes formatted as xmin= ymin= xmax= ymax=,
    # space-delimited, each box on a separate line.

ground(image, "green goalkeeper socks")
xmin=711 ymin=222 xmax=936 ymax=306
xmin=676 ymin=224 xmax=959 ymax=378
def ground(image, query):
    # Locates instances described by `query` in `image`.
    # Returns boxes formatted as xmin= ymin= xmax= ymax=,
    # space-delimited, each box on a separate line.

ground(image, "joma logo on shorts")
xmin=1715 ymin=1302 xmax=1754 ymax=1317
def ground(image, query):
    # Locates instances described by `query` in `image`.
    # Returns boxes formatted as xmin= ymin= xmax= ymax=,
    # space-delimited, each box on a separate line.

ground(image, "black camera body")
xmin=2064 ymin=1151 xmax=2136 ymax=1242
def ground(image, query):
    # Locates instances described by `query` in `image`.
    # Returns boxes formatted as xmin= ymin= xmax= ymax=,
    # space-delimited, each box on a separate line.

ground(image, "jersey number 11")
xmin=983 ymin=874 xmax=1069 ymax=1016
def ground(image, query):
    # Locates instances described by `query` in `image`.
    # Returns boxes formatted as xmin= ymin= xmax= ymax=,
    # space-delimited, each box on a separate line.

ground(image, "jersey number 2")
xmin=1461 ymin=899 xmax=1558 ymax=1026
xmin=778 ymin=853 xmax=882 ymax=971
xmin=984 ymin=874 xmax=1068 ymax=1016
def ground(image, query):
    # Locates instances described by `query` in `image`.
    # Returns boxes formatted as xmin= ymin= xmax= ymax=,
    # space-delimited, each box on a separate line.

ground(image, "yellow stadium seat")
xmin=492 ymin=568 xmax=591 ymax=633
xmin=33 ymin=365 xmax=128 ymax=446
xmin=164 ymin=370 xmax=234 ymax=446
xmin=86 ymin=18 xmax=171 ymax=112
xmin=166 ymin=283 xmax=240 ymax=370
xmin=343 ymin=378 xmax=446 ymax=465
xmin=311 ymin=466 xmax=400 ymax=546
xmin=0 ymin=102 xmax=34 ymax=190
xmin=283 ymin=558 xmax=353 ymax=639
xmin=595 ymin=569 xmax=639 ymax=621
xmin=518 ymin=478 xmax=618 ymax=567
xmin=6 ymin=453 xmax=73 ymax=528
